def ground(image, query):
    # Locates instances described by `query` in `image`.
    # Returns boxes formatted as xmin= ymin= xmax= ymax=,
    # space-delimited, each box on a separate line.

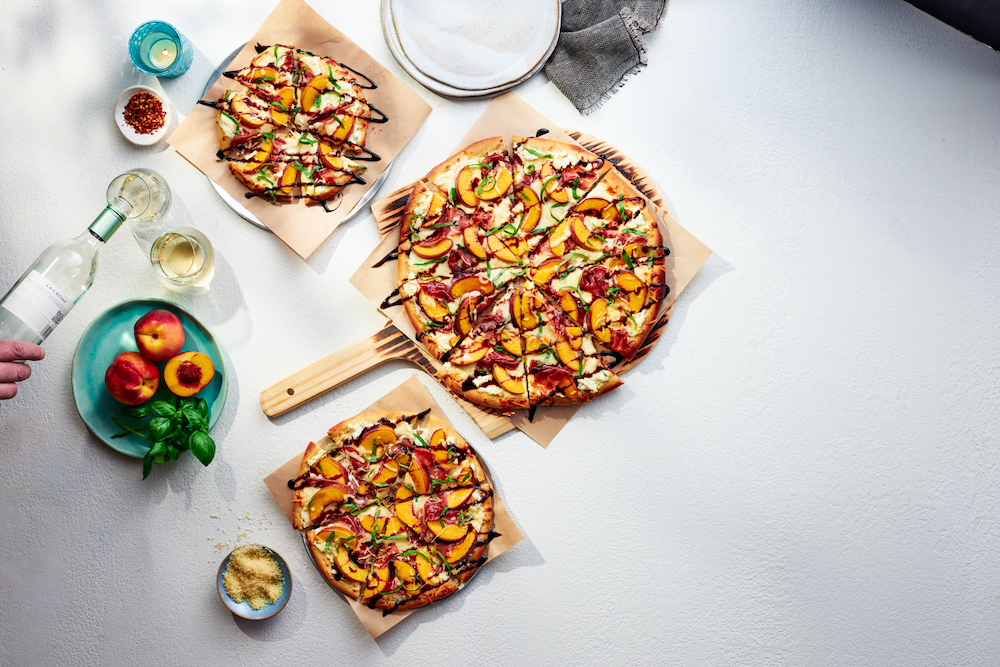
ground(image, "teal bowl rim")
xmin=70 ymin=296 xmax=229 ymax=458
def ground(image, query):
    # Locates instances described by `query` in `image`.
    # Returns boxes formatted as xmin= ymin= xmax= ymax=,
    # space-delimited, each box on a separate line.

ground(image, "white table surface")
xmin=3 ymin=0 xmax=1000 ymax=664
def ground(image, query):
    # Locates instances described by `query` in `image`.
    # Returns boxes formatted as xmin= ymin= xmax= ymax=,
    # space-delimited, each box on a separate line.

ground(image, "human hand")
xmin=0 ymin=341 xmax=45 ymax=400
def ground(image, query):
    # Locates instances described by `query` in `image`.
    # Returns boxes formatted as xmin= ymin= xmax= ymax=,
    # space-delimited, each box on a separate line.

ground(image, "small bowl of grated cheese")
xmin=217 ymin=544 xmax=291 ymax=620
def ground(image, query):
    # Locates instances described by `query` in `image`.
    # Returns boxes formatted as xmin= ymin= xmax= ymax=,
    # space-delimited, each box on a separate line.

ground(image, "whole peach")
xmin=134 ymin=309 xmax=185 ymax=362
xmin=105 ymin=351 xmax=160 ymax=405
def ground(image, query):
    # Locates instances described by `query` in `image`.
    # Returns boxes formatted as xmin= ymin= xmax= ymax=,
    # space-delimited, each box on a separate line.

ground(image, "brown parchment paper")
xmin=167 ymin=0 xmax=432 ymax=259
xmin=352 ymin=93 xmax=712 ymax=446
xmin=263 ymin=375 xmax=523 ymax=638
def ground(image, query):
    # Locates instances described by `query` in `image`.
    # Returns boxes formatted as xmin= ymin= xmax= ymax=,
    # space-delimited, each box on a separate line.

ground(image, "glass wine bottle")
xmin=0 ymin=170 xmax=163 ymax=344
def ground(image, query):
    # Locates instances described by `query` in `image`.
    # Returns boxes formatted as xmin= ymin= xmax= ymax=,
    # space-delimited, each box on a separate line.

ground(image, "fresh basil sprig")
xmin=114 ymin=394 xmax=216 ymax=479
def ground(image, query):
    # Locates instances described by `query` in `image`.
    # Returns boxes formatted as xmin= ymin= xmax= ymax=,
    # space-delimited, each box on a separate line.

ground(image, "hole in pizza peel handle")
xmin=287 ymin=388 xmax=295 ymax=395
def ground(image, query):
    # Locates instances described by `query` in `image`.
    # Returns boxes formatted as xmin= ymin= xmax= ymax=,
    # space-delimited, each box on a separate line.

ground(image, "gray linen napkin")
xmin=544 ymin=0 xmax=667 ymax=114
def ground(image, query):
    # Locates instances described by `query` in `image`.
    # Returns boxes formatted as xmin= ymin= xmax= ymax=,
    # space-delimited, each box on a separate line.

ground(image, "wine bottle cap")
xmin=88 ymin=205 xmax=127 ymax=243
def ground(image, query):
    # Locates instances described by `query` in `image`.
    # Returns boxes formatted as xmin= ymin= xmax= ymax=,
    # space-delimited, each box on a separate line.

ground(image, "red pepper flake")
xmin=123 ymin=91 xmax=165 ymax=135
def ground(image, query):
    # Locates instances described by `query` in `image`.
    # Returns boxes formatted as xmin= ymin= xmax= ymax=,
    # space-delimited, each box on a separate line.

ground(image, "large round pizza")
xmin=213 ymin=44 xmax=383 ymax=204
xmin=291 ymin=411 xmax=495 ymax=612
xmin=397 ymin=136 xmax=668 ymax=410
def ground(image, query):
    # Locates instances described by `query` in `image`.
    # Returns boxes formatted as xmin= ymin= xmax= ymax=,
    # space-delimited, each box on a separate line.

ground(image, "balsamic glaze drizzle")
xmin=379 ymin=287 xmax=402 ymax=309
xmin=372 ymin=249 xmax=399 ymax=268
xmin=535 ymin=128 xmax=549 ymax=137
xmin=527 ymin=404 xmax=538 ymax=423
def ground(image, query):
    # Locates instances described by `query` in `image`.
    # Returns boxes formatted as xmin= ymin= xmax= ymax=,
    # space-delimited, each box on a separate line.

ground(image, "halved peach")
xmin=514 ymin=290 xmax=540 ymax=330
xmin=486 ymin=234 xmax=518 ymax=262
xmin=549 ymin=218 xmax=572 ymax=256
xmin=492 ymin=364 xmax=525 ymax=394
xmin=426 ymin=190 xmax=447 ymax=221
xmin=558 ymin=289 xmax=581 ymax=323
xmin=516 ymin=186 xmax=541 ymax=232
xmin=499 ymin=328 xmax=522 ymax=356
xmin=566 ymin=326 xmax=584 ymax=350
xmin=557 ymin=376 xmax=579 ymax=401
xmin=359 ymin=513 xmax=387 ymax=533
xmin=318 ymin=456 xmax=348 ymax=483
xmin=556 ymin=340 xmax=581 ymax=372
xmin=316 ymin=522 xmax=356 ymax=549
xmin=456 ymin=296 xmax=477 ymax=337
xmin=231 ymin=94 xmax=268 ymax=128
xmin=334 ymin=546 xmax=368 ymax=583
xmin=450 ymin=341 xmax=490 ymax=366
xmin=277 ymin=163 xmax=297 ymax=197
xmin=523 ymin=333 xmax=544 ymax=353
xmin=617 ymin=271 xmax=648 ymax=312
xmin=429 ymin=428 xmax=447 ymax=448
xmin=163 ymin=351 xmax=215 ymax=397
xmin=573 ymin=197 xmax=611 ymax=216
xmin=413 ymin=238 xmax=453 ymax=259
xmin=541 ymin=162 xmax=568 ymax=203
xmin=427 ymin=520 xmax=469 ymax=542
xmin=269 ymin=87 xmax=295 ymax=125
xmin=370 ymin=459 xmax=400 ymax=487
xmin=418 ymin=290 xmax=449 ymax=322
xmin=394 ymin=560 xmax=417 ymax=580
xmin=408 ymin=459 xmax=432 ymax=494
xmin=361 ymin=565 xmax=391 ymax=602
xmin=478 ymin=167 xmax=513 ymax=200
xmin=300 ymin=74 xmax=331 ymax=111
xmin=445 ymin=530 xmax=477 ymax=563
xmin=358 ymin=425 xmax=397 ymax=460
xmin=415 ymin=548 xmax=438 ymax=583
xmin=451 ymin=275 xmax=494 ymax=299
xmin=307 ymin=483 xmax=349 ymax=522
xmin=446 ymin=488 xmax=475 ymax=509
xmin=230 ymin=138 xmax=273 ymax=173
xmin=616 ymin=271 xmax=644 ymax=292
xmin=587 ymin=298 xmax=612 ymax=343
xmin=456 ymin=165 xmax=482 ymax=207
xmin=318 ymin=141 xmax=350 ymax=170
xmin=530 ymin=257 xmax=564 ymax=287
xmin=395 ymin=499 xmax=420 ymax=531
xmin=463 ymin=226 xmax=488 ymax=260
xmin=330 ymin=114 xmax=354 ymax=144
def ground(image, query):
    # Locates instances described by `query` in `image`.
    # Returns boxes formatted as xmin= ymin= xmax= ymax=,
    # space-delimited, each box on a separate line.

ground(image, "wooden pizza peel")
xmin=260 ymin=131 xmax=678 ymax=437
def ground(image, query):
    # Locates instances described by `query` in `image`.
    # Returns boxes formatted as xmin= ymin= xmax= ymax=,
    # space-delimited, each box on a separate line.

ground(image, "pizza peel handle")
xmin=260 ymin=322 xmax=439 ymax=417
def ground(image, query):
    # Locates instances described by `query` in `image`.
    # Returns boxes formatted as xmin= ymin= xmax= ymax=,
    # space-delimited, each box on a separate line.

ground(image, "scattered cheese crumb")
xmin=223 ymin=545 xmax=284 ymax=610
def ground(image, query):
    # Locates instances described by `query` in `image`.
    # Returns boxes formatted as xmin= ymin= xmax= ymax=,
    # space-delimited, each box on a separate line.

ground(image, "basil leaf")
xmin=121 ymin=405 xmax=151 ymax=419
xmin=150 ymin=401 xmax=176 ymax=418
xmin=198 ymin=398 xmax=210 ymax=421
xmin=142 ymin=452 xmax=153 ymax=480
xmin=148 ymin=417 xmax=172 ymax=442
xmin=189 ymin=431 xmax=216 ymax=466
xmin=182 ymin=407 xmax=204 ymax=430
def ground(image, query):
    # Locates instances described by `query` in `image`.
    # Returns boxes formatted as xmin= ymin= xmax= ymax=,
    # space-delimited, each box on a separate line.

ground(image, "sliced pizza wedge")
xmin=529 ymin=242 xmax=667 ymax=360
xmin=226 ymin=44 xmax=301 ymax=100
xmin=439 ymin=285 xmax=529 ymax=410
xmin=400 ymin=271 xmax=516 ymax=359
xmin=426 ymin=136 xmax=516 ymax=220
xmin=510 ymin=135 xmax=612 ymax=262
xmin=515 ymin=282 xmax=622 ymax=405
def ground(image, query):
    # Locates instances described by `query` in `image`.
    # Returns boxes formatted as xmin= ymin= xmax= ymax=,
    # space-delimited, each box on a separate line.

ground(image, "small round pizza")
xmin=290 ymin=411 xmax=496 ymax=613
xmin=397 ymin=135 xmax=668 ymax=410
xmin=211 ymin=43 xmax=384 ymax=205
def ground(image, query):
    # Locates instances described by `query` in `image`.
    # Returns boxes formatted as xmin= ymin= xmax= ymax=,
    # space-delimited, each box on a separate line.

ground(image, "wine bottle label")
xmin=2 ymin=270 xmax=71 ymax=340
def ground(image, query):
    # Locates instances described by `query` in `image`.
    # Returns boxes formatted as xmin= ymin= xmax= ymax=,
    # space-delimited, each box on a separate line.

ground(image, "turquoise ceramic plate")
xmin=217 ymin=545 xmax=292 ymax=620
xmin=71 ymin=298 xmax=228 ymax=458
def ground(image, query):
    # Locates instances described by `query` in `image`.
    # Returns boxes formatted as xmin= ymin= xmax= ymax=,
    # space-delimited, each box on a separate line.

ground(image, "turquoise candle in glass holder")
xmin=129 ymin=21 xmax=193 ymax=78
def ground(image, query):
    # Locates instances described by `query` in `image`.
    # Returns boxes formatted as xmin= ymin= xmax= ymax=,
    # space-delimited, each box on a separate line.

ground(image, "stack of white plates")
xmin=382 ymin=0 xmax=561 ymax=98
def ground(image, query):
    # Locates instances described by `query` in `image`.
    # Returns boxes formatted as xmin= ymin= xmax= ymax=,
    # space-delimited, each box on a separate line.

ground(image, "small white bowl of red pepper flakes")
xmin=115 ymin=85 xmax=171 ymax=146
